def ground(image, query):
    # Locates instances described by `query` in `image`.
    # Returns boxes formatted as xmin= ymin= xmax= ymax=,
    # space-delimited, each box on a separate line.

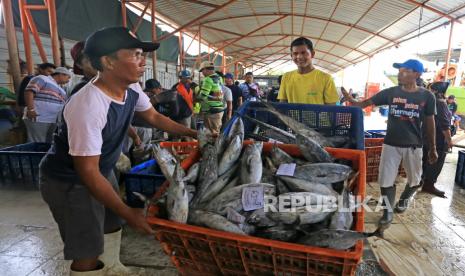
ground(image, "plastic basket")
xmin=123 ymin=159 xmax=166 ymax=208
xmin=364 ymin=130 xmax=386 ymax=138
xmin=224 ymin=102 xmax=365 ymax=150
xmin=159 ymin=141 xmax=198 ymax=155
xmin=0 ymin=142 xmax=50 ymax=186
xmin=365 ymin=138 xmax=406 ymax=182
xmin=147 ymin=142 xmax=366 ymax=276
xmin=455 ymin=150 xmax=465 ymax=189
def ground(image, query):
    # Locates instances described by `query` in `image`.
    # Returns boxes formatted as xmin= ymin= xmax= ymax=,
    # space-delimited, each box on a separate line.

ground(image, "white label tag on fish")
xmin=242 ymin=186 xmax=264 ymax=211
xmin=276 ymin=163 xmax=296 ymax=176
xmin=226 ymin=207 xmax=245 ymax=224
xmin=268 ymin=138 xmax=283 ymax=144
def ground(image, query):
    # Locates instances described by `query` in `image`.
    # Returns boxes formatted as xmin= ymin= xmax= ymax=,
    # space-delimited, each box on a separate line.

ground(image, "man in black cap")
xmin=39 ymin=27 xmax=197 ymax=275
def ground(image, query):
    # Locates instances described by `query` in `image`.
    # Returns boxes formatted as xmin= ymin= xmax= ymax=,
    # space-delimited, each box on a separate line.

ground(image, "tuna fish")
xmin=278 ymin=176 xmax=338 ymax=196
xmin=293 ymin=163 xmax=353 ymax=184
xmin=297 ymin=229 xmax=381 ymax=250
xmin=166 ymin=162 xmax=189 ymax=223
xmin=151 ymin=144 xmax=180 ymax=179
xmin=218 ymin=135 xmax=242 ymax=175
xmin=255 ymin=224 xmax=298 ymax=242
xmin=182 ymin=162 xmax=200 ymax=183
xmin=188 ymin=209 xmax=245 ymax=235
xmin=270 ymin=143 xmax=295 ymax=166
xmin=190 ymin=144 xmax=218 ymax=207
xmin=296 ymin=134 xmax=333 ymax=163
xmin=240 ymin=142 xmax=263 ymax=184
xmin=206 ymin=183 xmax=275 ymax=215
xmin=197 ymin=164 xmax=238 ymax=204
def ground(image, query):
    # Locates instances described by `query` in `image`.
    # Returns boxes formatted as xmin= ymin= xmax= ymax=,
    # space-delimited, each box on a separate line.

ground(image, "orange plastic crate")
xmin=147 ymin=142 xmax=366 ymax=276
xmin=364 ymin=138 xmax=406 ymax=182
xmin=159 ymin=141 xmax=198 ymax=155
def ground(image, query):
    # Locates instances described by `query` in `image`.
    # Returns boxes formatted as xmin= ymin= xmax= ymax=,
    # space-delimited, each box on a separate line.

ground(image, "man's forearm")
xmin=425 ymin=116 xmax=436 ymax=149
xmin=347 ymin=98 xmax=374 ymax=108
xmin=127 ymin=125 xmax=138 ymax=140
xmin=25 ymin=90 xmax=35 ymax=110
xmin=75 ymin=161 xmax=131 ymax=220
xmin=227 ymin=101 xmax=233 ymax=117
xmin=150 ymin=112 xmax=197 ymax=138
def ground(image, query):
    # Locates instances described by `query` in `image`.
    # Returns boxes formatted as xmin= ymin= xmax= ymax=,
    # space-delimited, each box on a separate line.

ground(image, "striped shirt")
xmin=26 ymin=75 xmax=67 ymax=123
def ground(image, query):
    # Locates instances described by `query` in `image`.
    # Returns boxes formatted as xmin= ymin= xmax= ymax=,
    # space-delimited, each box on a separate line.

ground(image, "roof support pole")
xmin=151 ymin=0 xmax=157 ymax=78
xmin=24 ymin=10 xmax=47 ymax=62
xmin=19 ymin=0 xmax=33 ymax=74
xmin=132 ymin=1 xmax=151 ymax=33
xmin=46 ymin=0 xmax=60 ymax=66
xmin=2 ymin=0 xmax=22 ymax=90
xmin=366 ymin=56 xmax=372 ymax=84
xmin=121 ymin=0 xmax=127 ymax=27
xmin=444 ymin=21 xmax=454 ymax=83
xmin=454 ymin=31 xmax=465 ymax=86
xmin=178 ymin=31 xmax=183 ymax=73
xmin=222 ymin=50 xmax=226 ymax=73
xmin=234 ymin=62 xmax=238 ymax=79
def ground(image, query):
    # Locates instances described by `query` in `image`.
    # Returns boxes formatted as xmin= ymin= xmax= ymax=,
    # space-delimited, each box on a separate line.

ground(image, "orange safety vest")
xmin=176 ymin=82 xmax=194 ymax=111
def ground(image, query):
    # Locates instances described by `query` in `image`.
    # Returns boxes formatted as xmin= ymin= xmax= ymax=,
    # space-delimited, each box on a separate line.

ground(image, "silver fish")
xmin=329 ymin=187 xmax=354 ymax=230
xmin=188 ymin=209 xmax=245 ymax=235
xmin=279 ymin=192 xmax=337 ymax=206
xmin=152 ymin=144 xmax=179 ymax=179
xmin=220 ymin=176 xmax=240 ymax=193
xmin=293 ymin=163 xmax=353 ymax=184
xmin=166 ymin=162 xmax=189 ymax=223
xmin=197 ymin=164 xmax=238 ymax=204
xmin=278 ymin=176 xmax=338 ymax=196
xmin=296 ymin=134 xmax=333 ymax=163
xmin=206 ymin=183 xmax=275 ymax=215
xmin=246 ymin=208 xmax=278 ymax=227
xmin=242 ymin=114 xmax=296 ymax=141
xmin=240 ymin=142 xmax=263 ymax=184
xmin=198 ymin=126 xmax=213 ymax=149
xmin=218 ymin=135 xmax=242 ymax=175
xmin=240 ymin=223 xmax=256 ymax=235
xmin=270 ymin=143 xmax=295 ymax=166
xmin=256 ymin=224 xmax=298 ymax=242
xmin=226 ymin=117 xmax=244 ymax=145
xmin=297 ymin=229 xmax=380 ymax=250
xmin=276 ymin=178 xmax=290 ymax=194
xmin=266 ymin=206 xmax=335 ymax=225
xmin=182 ymin=162 xmax=200 ymax=183
xmin=190 ymin=144 xmax=218 ymax=207
xmin=258 ymin=101 xmax=332 ymax=147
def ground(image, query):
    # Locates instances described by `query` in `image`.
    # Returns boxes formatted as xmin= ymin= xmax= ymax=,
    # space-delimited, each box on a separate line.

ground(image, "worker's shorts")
xmin=39 ymin=170 xmax=121 ymax=260
xmin=378 ymin=144 xmax=422 ymax=188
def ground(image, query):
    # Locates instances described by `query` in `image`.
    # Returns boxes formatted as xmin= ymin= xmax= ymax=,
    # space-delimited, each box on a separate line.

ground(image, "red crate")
xmin=365 ymin=138 xmax=406 ymax=182
xmin=159 ymin=141 xmax=198 ymax=155
xmin=147 ymin=142 xmax=366 ymax=276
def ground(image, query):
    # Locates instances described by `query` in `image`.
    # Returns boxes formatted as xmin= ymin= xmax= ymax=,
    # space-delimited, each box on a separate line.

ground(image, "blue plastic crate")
xmin=365 ymin=130 xmax=387 ymax=138
xmin=224 ymin=102 xmax=365 ymax=150
xmin=123 ymin=159 xmax=166 ymax=208
xmin=0 ymin=142 xmax=51 ymax=186
xmin=455 ymin=150 xmax=465 ymax=189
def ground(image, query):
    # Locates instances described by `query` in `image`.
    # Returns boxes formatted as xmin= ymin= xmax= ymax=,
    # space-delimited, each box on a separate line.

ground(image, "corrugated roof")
xmin=131 ymin=0 xmax=465 ymax=73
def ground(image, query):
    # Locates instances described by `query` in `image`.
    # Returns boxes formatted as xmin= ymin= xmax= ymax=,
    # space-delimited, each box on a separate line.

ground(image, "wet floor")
xmin=1 ymin=145 xmax=464 ymax=275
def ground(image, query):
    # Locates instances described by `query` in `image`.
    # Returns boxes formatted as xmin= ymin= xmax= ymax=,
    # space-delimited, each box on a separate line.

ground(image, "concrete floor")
xmin=1 ymin=140 xmax=464 ymax=275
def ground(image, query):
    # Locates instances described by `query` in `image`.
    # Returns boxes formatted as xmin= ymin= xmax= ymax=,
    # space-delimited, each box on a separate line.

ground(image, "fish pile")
xmin=147 ymin=115 xmax=374 ymax=251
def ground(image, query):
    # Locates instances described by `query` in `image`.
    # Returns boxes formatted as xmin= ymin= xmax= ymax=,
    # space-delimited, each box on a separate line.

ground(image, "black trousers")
xmin=422 ymin=145 xmax=448 ymax=185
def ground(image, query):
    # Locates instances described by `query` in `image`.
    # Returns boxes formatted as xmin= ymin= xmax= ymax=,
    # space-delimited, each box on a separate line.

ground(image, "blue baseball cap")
xmin=393 ymin=59 xmax=424 ymax=74
xmin=224 ymin=73 xmax=234 ymax=79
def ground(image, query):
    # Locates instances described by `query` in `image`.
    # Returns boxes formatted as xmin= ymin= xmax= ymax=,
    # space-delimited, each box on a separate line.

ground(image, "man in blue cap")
xmin=342 ymin=59 xmax=438 ymax=231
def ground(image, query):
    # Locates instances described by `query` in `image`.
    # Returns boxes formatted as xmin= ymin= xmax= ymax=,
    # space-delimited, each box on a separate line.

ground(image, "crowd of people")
xmin=0 ymin=26 xmax=462 ymax=275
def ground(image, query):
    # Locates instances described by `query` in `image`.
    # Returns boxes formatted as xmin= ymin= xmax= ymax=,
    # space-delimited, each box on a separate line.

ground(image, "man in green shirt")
xmin=196 ymin=61 xmax=224 ymax=134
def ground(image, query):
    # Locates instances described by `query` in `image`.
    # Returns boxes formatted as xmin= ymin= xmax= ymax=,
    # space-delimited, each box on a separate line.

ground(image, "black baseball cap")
xmin=84 ymin=27 xmax=160 ymax=58
xmin=145 ymin=79 xmax=161 ymax=91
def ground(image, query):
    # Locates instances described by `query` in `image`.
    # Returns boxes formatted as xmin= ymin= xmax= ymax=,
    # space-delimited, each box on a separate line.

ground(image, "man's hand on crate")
xmin=124 ymin=208 xmax=155 ymax=235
